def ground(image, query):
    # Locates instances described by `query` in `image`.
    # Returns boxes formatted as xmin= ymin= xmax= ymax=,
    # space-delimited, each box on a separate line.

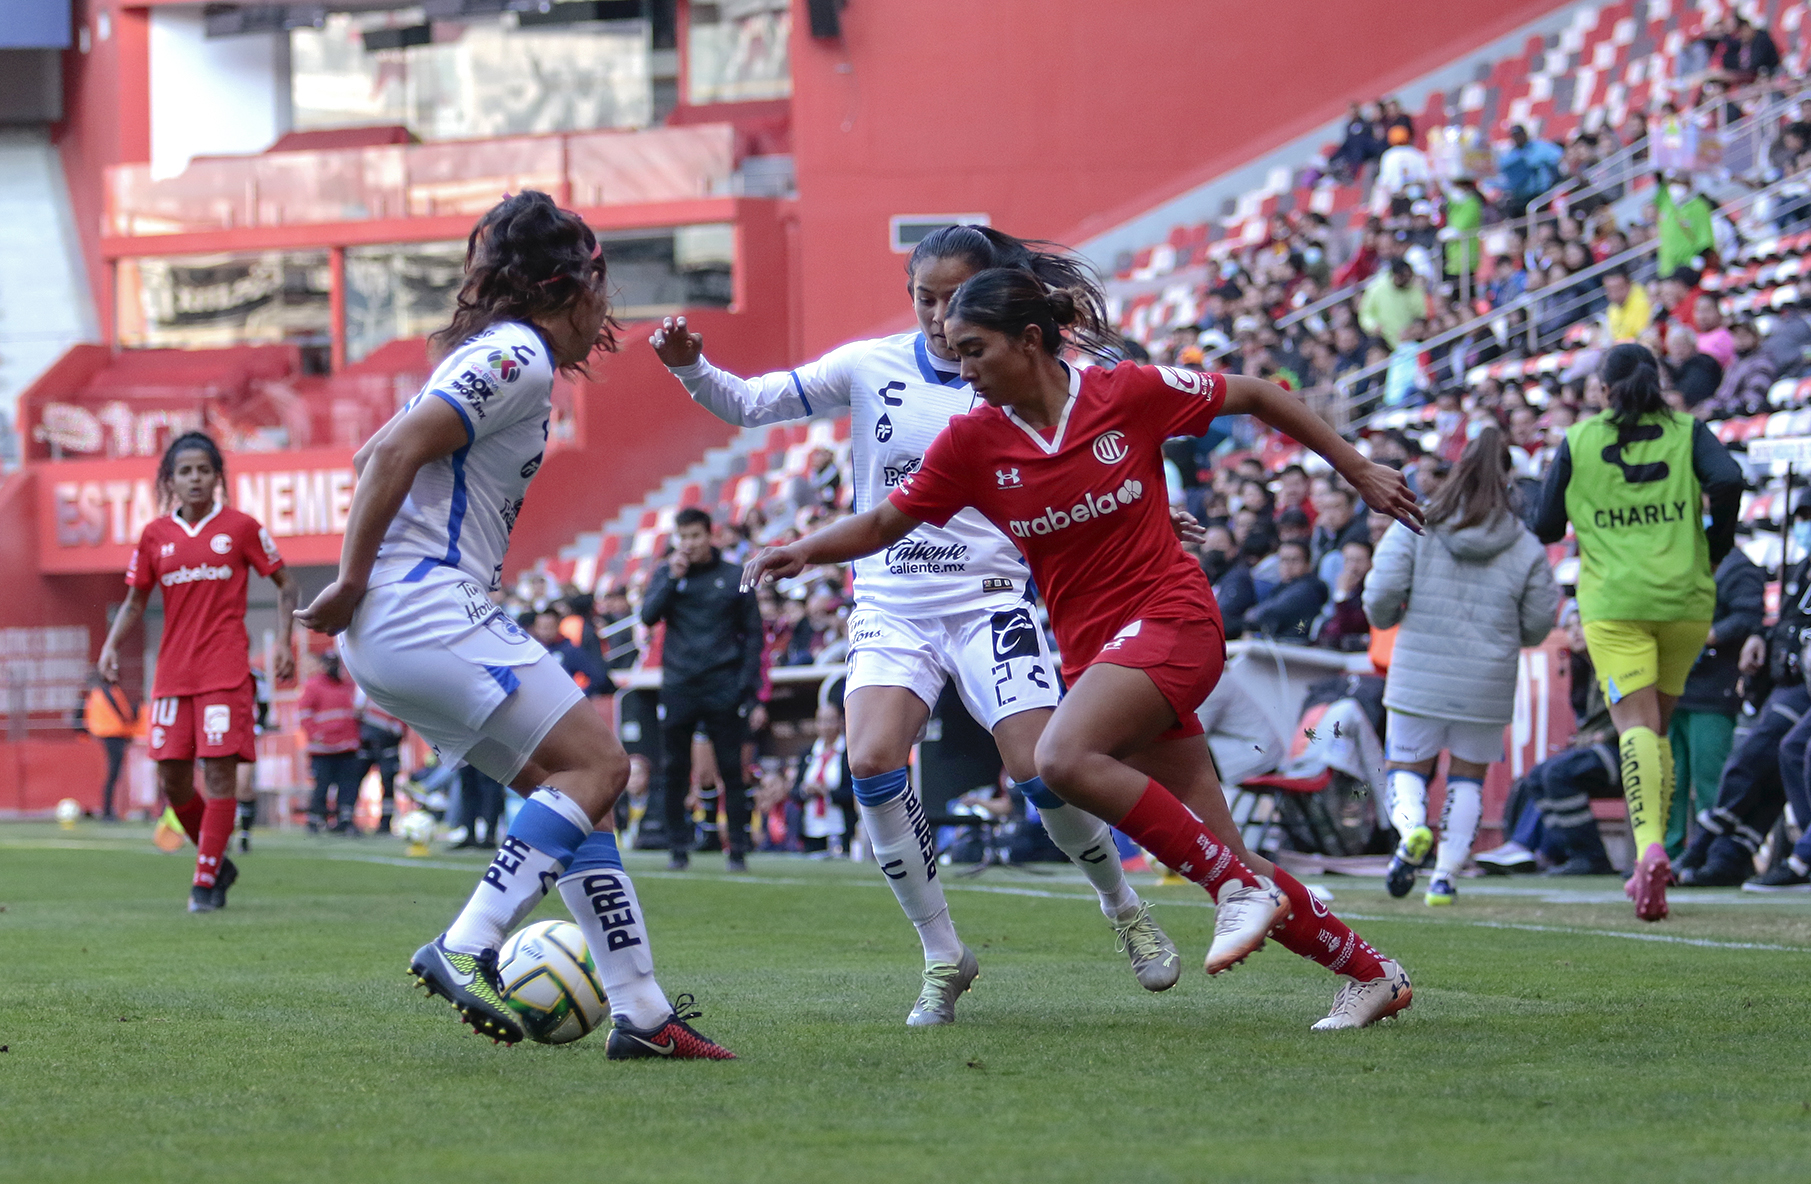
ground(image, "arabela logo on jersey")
xmin=209 ymin=532 xmax=234 ymax=555
xmin=1008 ymin=478 xmax=1144 ymax=538
xmin=1092 ymin=431 xmax=1129 ymax=465
xmin=997 ymin=468 xmax=1022 ymax=488
xmin=161 ymin=563 xmax=234 ymax=587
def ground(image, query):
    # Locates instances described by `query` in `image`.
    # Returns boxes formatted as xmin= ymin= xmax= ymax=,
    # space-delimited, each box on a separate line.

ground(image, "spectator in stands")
xmin=1699 ymin=316 xmax=1777 ymax=419
xmin=1212 ymin=528 xmax=1262 ymax=628
xmin=81 ymin=673 xmax=138 ymax=821
xmin=1656 ymin=175 xmax=1717 ymax=277
xmin=298 ymin=650 xmax=362 ymax=835
xmin=1497 ymin=125 xmax=1563 ymax=218
xmin=595 ymin=585 xmax=639 ymax=671
xmin=1668 ymin=546 xmax=1765 ymax=859
xmin=1371 ymin=125 xmax=1433 ymax=218
xmin=1721 ymin=15 xmax=1782 ymax=84
xmin=1275 ymin=463 xmax=1314 ymax=523
xmin=1383 ymin=318 xmax=1431 ymax=407
xmin=793 ymin=699 xmax=853 ymax=855
xmin=1359 ymin=260 xmax=1426 ymax=349
xmin=1484 ymin=255 xmax=1528 ymax=311
xmin=1316 ymin=539 xmax=1374 ymax=650
xmin=1309 ymin=483 xmax=1368 ymax=587
xmin=1444 ymin=177 xmax=1485 ymax=285
xmin=641 ymin=506 xmax=765 ymax=872
xmin=1364 ymin=426 xmax=1561 ymax=904
xmin=1230 ymin=539 xmax=1326 ymax=642
xmin=1328 ymin=102 xmax=1385 ymax=185
xmin=532 ymin=608 xmax=610 ymax=699
xmin=1658 ymin=322 xmax=1724 ymax=409
xmin=1691 ymin=295 xmax=1736 ymax=369
xmin=1601 ymin=267 xmax=1651 ymax=344
xmin=354 ymin=692 xmax=407 ymax=838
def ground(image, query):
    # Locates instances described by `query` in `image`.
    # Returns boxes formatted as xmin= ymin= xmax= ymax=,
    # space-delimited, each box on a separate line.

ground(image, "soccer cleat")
xmin=1474 ymin=840 xmax=1536 ymax=874
xmin=1112 ymin=902 xmax=1181 ymax=992
xmin=1743 ymin=857 xmax=1811 ymax=892
xmin=211 ymin=857 xmax=239 ymax=909
xmin=1311 ymin=958 xmax=1414 ymax=1030
xmin=408 ymin=936 xmax=524 ymax=1045
xmin=1625 ymin=842 xmax=1672 ymax=922
xmin=1424 ymin=874 xmax=1455 ymax=906
xmin=1204 ymin=876 xmax=1290 ymax=975
xmin=605 ymin=994 xmax=736 ymax=1060
xmin=726 ymin=853 xmax=749 ymax=873
xmin=1385 ymin=826 xmax=1432 ymax=898
xmin=666 ymin=852 xmax=690 ymax=871
xmin=186 ymin=884 xmax=219 ymax=913
xmin=1677 ymin=841 xmax=1753 ymax=887
xmin=906 ymin=945 xmax=980 ymax=1026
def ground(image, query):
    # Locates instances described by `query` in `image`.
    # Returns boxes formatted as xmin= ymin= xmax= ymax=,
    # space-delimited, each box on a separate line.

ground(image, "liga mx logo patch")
xmin=487 ymin=350 xmax=522 ymax=383
xmin=203 ymin=704 xmax=231 ymax=746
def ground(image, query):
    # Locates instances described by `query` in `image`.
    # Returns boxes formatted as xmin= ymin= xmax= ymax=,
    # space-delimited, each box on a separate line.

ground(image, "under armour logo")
xmin=996 ymin=468 xmax=1022 ymax=488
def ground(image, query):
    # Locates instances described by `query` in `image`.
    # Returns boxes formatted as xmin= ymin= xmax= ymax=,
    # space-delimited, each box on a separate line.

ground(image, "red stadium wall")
xmin=786 ymin=0 xmax=1576 ymax=354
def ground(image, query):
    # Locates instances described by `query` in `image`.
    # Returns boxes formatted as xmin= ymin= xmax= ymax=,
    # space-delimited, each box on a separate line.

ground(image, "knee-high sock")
xmin=557 ymin=831 xmax=670 ymax=1029
xmin=853 ymin=769 xmax=963 ymax=966
xmin=1620 ymin=726 xmax=1668 ymax=856
xmin=1269 ymin=868 xmax=1386 ymax=982
xmin=1116 ymin=780 xmax=1260 ymax=902
xmin=173 ymin=796 xmax=205 ymax=845
xmin=192 ymin=797 xmax=236 ymax=888
xmin=1388 ymin=769 xmax=1429 ymax=839
xmin=444 ymin=788 xmax=591 ymax=955
xmin=1434 ymin=778 xmax=1484 ymax=877
xmin=1019 ymin=778 xmax=1139 ymax=920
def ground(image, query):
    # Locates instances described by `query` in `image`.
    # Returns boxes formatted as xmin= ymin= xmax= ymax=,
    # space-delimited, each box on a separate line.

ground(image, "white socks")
xmin=852 ymin=768 xmax=964 ymax=967
xmin=444 ymin=787 xmax=592 ymax=955
xmin=1025 ymin=789 xmax=1139 ymax=921
xmin=1435 ymin=778 xmax=1484 ymax=878
xmin=557 ymin=832 xmax=671 ymax=1030
xmin=1388 ymin=768 xmax=1429 ymax=839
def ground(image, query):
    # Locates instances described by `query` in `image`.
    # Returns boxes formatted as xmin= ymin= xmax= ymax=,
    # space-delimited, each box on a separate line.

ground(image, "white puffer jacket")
xmin=1363 ymin=511 xmax=1561 ymax=726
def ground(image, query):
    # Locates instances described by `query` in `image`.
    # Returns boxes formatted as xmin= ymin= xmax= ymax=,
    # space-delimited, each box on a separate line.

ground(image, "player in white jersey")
xmin=299 ymin=192 xmax=732 ymax=1059
xmin=652 ymin=226 xmax=1182 ymax=1025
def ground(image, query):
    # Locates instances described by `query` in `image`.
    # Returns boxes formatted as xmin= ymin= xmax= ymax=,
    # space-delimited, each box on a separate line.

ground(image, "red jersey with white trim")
xmin=888 ymin=362 xmax=1227 ymax=668
xmin=126 ymin=505 xmax=285 ymax=698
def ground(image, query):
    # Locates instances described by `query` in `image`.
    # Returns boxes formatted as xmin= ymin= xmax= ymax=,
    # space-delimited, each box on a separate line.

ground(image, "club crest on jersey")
xmin=875 ymin=413 xmax=894 ymax=442
xmin=1092 ymin=431 xmax=1129 ymax=465
xmin=996 ymin=468 xmax=1022 ymax=488
xmin=209 ymin=533 xmax=234 ymax=555
xmin=486 ymin=350 xmax=522 ymax=383
xmin=1008 ymin=479 xmax=1145 ymax=538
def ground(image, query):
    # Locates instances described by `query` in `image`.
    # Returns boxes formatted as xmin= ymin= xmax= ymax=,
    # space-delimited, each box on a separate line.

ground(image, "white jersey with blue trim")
xmin=369 ymin=321 xmax=554 ymax=592
xmin=669 ymin=331 xmax=1029 ymax=616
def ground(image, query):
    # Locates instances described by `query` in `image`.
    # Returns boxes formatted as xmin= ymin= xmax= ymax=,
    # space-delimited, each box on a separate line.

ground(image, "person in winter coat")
xmin=1700 ymin=319 xmax=1779 ymax=420
xmin=1364 ymin=425 xmax=1561 ymax=906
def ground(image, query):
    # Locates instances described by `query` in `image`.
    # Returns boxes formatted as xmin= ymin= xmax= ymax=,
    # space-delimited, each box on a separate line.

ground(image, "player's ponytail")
xmin=1600 ymin=342 xmax=1668 ymax=444
xmin=948 ymin=267 xmax=1120 ymax=360
xmin=430 ymin=190 xmax=619 ymax=370
xmin=154 ymin=430 xmax=226 ymax=513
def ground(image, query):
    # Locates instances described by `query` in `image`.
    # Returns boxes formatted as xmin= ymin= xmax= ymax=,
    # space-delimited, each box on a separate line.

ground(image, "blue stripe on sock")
xmin=508 ymin=799 xmax=587 ymax=866
xmin=1015 ymin=776 xmax=1065 ymax=810
xmin=565 ymin=830 xmax=623 ymax=875
xmin=851 ymin=767 xmax=910 ymax=807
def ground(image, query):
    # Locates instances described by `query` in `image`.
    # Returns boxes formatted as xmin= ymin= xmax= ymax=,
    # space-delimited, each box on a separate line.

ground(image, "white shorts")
xmin=845 ymin=600 xmax=1060 ymax=732
xmin=339 ymin=569 xmax=582 ymax=785
xmin=1385 ymin=709 xmax=1506 ymax=767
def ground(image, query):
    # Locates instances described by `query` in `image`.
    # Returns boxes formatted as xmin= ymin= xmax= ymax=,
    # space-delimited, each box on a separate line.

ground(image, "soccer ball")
xmin=399 ymin=809 xmax=436 ymax=845
xmin=55 ymin=798 xmax=82 ymax=828
xmin=496 ymin=920 xmax=610 ymax=1045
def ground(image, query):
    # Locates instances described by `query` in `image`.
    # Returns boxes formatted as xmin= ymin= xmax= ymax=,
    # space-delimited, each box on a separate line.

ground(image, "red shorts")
xmin=1063 ymin=617 xmax=1226 ymax=743
xmin=147 ymin=677 xmax=257 ymax=763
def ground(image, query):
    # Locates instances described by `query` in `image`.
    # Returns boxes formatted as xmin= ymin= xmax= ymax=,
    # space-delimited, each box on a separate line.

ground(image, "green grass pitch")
xmin=2 ymin=822 xmax=1809 ymax=1183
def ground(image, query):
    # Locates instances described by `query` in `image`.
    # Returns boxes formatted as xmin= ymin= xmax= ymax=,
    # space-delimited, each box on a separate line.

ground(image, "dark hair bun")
xmin=1045 ymin=287 xmax=1079 ymax=325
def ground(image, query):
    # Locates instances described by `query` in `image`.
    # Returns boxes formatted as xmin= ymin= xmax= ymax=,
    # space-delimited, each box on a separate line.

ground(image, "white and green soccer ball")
xmin=54 ymin=798 xmax=82 ymax=825
xmin=398 ymin=809 xmax=436 ymax=845
xmin=496 ymin=920 xmax=610 ymax=1045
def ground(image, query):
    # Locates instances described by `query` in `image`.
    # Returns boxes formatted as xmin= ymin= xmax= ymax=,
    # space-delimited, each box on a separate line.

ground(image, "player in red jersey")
xmin=97 ymin=432 xmax=298 ymax=912
xmin=747 ymin=267 xmax=1424 ymax=1028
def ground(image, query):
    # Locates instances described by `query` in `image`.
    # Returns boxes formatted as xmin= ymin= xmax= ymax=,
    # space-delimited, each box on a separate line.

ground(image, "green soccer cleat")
xmin=906 ymin=945 xmax=980 ymax=1026
xmin=1386 ymin=826 xmax=1434 ymax=898
xmin=1424 ymin=874 xmax=1456 ymax=906
xmin=408 ymin=936 xmax=524 ymax=1045
xmin=1113 ymin=902 xmax=1181 ymax=992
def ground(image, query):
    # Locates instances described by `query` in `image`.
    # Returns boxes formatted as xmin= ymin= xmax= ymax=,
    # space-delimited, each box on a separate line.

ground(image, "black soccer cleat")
xmin=606 ymin=994 xmax=736 ymax=1060
xmin=211 ymin=857 xmax=240 ymax=908
xmin=187 ymin=884 xmax=219 ymax=913
xmin=408 ymin=936 xmax=524 ymax=1045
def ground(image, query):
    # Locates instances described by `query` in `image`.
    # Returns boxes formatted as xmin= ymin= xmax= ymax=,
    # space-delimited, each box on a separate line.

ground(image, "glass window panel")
xmin=687 ymin=0 xmax=791 ymax=105
xmin=116 ymin=251 xmax=331 ymax=351
xmin=344 ymin=241 xmax=467 ymax=364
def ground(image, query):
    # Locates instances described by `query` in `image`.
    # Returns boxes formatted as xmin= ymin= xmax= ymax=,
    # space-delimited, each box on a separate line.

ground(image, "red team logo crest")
xmin=210 ymin=533 xmax=234 ymax=555
xmin=1092 ymin=431 xmax=1129 ymax=464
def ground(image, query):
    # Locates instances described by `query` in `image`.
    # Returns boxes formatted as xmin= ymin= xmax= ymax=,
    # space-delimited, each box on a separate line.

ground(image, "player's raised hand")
xmin=296 ymin=579 xmax=367 ymax=636
xmin=1347 ymin=461 xmax=1424 ymax=534
xmin=650 ymin=316 xmax=703 ymax=368
xmin=741 ymin=545 xmax=807 ymax=592
xmin=1168 ymin=506 xmax=1207 ymax=546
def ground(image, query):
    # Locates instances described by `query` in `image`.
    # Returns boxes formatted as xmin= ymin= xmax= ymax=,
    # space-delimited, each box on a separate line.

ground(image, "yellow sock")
xmin=1620 ymin=726 xmax=1669 ymax=856
xmin=1657 ymin=737 xmax=1676 ymax=843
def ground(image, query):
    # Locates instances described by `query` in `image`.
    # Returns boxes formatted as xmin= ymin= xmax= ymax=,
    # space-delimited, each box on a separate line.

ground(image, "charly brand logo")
xmin=884 ymin=537 xmax=968 ymax=575
xmin=1092 ymin=431 xmax=1129 ymax=465
xmin=996 ymin=468 xmax=1022 ymax=488
xmin=1007 ymin=478 xmax=1144 ymax=538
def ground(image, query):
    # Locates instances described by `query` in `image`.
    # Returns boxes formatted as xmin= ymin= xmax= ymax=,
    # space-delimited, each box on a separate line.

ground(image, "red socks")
xmin=1118 ymin=780 xmax=1260 ymax=901
xmin=1270 ymin=867 xmax=1386 ymax=982
xmin=172 ymin=795 xmax=206 ymax=845
xmin=193 ymin=797 xmax=236 ymax=888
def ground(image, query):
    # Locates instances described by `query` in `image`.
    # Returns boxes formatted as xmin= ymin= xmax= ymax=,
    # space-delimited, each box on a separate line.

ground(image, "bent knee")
xmin=847 ymin=741 xmax=912 ymax=782
xmin=1034 ymin=733 xmax=1091 ymax=796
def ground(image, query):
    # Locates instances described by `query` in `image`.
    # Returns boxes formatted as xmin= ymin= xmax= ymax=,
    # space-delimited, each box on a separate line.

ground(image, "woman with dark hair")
xmin=1535 ymin=343 xmax=1744 ymax=921
xmin=96 ymin=430 xmax=298 ymax=911
xmin=1363 ymin=426 xmax=1560 ymax=906
xmin=298 ymin=192 xmax=731 ymax=1058
xmin=651 ymin=225 xmax=1182 ymax=1024
xmin=746 ymin=266 xmax=1426 ymax=1030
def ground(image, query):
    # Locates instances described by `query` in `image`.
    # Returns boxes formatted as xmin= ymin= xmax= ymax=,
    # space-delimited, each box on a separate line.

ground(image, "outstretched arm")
xmin=652 ymin=315 xmax=857 ymax=426
xmin=741 ymin=503 xmax=920 ymax=591
xmin=1221 ymin=376 xmax=1424 ymax=532
xmin=96 ymin=586 xmax=150 ymax=684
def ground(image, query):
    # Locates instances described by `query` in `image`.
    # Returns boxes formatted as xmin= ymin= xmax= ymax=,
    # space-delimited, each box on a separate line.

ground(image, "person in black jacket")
xmin=1230 ymin=540 xmax=1327 ymax=642
xmin=1666 ymin=548 xmax=1764 ymax=856
xmin=641 ymin=506 xmax=765 ymax=871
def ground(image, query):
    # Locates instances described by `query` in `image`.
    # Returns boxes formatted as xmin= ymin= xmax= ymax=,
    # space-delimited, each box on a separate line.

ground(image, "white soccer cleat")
xmin=1311 ymin=958 xmax=1414 ymax=1030
xmin=906 ymin=944 xmax=980 ymax=1026
xmin=1204 ymin=876 xmax=1290 ymax=975
xmin=1113 ymin=902 xmax=1181 ymax=992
